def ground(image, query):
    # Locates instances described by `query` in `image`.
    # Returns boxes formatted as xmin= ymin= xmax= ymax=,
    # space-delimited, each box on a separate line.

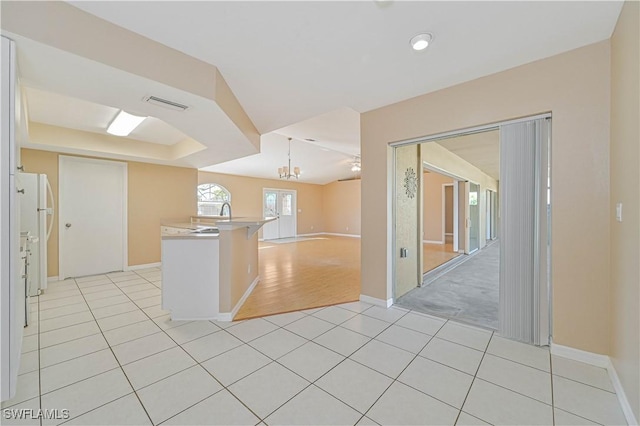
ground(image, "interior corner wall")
xmin=198 ymin=171 xmax=325 ymax=235
xmin=609 ymin=0 xmax=640 ymax=419
xmin=361 ymin=40 xmax=611 ymax=354
xmin=422 ymin=172 xmax=453 ymax=243
xmin=20 ymin=148 xmax=197 ymax=275
xmin=322 ymin=179 xmax=361 ymax=235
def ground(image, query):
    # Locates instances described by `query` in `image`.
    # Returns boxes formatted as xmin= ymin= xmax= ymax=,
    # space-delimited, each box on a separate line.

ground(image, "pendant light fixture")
xmin=278 ymin=137 xmax=300 ymax=179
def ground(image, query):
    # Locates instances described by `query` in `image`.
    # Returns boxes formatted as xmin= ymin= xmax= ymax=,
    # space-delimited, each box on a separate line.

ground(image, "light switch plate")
xmin=616 ymin=202 xmax=622 ymax=222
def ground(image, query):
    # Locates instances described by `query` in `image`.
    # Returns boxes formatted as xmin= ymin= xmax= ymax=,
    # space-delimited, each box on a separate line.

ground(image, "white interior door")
xmin=59 ymin=156 xmax=126 ymax=278
xmin=262 ymin=189 xmax=296 ymax=240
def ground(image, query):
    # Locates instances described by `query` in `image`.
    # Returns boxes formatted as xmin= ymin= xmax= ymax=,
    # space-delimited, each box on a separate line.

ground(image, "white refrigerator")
xmin=19 ymin=172 xmax=54 ymax=296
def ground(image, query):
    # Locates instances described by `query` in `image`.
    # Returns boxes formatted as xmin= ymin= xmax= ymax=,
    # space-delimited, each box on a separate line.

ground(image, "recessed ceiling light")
xmin=410 ymin=33 xmax=433 ymax=51
xmin=107 ymin=110 xmax=147 ymax=136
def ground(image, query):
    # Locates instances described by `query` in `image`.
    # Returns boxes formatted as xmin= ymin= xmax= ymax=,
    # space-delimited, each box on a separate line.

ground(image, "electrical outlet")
xmin=311 ymin=225 xmax=314 ymax=230
xmin=346 ymin=226 xmax=349 ymax=231
xmin=248 ymin=264 xmax=251 ymax=274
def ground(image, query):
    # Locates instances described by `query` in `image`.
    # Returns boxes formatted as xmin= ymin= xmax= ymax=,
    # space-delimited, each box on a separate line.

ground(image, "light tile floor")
xmin=2 ymin=268 xmax=628 ymax=426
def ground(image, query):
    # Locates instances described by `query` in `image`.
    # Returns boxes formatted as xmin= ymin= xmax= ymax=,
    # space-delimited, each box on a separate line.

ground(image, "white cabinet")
xmin=161 ymin=236 xmax=220 ymax=320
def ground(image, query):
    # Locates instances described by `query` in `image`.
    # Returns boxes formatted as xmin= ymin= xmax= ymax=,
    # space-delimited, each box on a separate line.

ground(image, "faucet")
xmin=219 ymin=202 xmax=232 ymax=219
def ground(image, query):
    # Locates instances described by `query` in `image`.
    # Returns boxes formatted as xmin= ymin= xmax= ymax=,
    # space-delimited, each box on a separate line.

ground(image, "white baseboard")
xmin=607 ymin=358 xmax=639 ymax=426
xmin=550 ymin=342 xmax=609 ymax=368
xmin=551 ymin=342 xmax=638 ymax=425
xmin=296 ymin=232 xmax=361 ymax=238
xmin=127 ymin=262 xmax=161 ymax=271
xmin=423 ymin=239 xmax=444 ymax=245
xmin=218 ymin=276 xmax=260 ymax=322
xmin=47 ymin=276 xmax=59 ymax=282
xmin=359 ymin=294 xmax=393 ymax=308
xmin=323 ymin=232 xmax=361 ymax=238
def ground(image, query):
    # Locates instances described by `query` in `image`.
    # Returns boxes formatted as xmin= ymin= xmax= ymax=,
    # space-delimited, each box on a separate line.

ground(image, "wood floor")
xmin=423 ymin=242 xmax=460 ymax=273
xmin=235 ymin=236 xmax=361 ymax=320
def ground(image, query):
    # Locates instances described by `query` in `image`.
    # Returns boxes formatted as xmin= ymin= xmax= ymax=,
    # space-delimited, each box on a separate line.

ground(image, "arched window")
xmin=197 ymin=183 xmax=231 ymax=216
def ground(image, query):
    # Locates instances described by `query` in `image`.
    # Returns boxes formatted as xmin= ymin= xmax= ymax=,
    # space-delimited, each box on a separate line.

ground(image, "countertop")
xmin=162 ymin=217 xmax=276 ymax=239
xmin=161 ymin=222 xmax=219 ymax=239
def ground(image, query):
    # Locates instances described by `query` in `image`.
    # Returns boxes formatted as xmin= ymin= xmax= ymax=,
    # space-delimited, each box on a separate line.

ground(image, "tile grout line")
xmin=56 ymin=275 xmax=156 ymax=426
xmin=156 ymin=304 xmax=384 ymax=423
xmin=359 ymin=318 xmax=450 ymax=423
xmin=43 ymin=273 xmax=605 ymax=426
xmin=37 ymin=285 xmax=43 ymax=426
xmin=452 ymin=328 xmax=494 ymax=426
xmin=111 ymin=270 xmax=265 ymax=425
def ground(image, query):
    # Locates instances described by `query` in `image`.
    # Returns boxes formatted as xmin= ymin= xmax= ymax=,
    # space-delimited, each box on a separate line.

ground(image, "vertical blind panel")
xmin=499 ymin=119 xmax=545 ymax=345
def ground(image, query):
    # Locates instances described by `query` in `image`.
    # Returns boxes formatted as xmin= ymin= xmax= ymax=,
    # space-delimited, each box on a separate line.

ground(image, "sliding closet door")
xmin=499 ymin=118 xmax=550 ymax=345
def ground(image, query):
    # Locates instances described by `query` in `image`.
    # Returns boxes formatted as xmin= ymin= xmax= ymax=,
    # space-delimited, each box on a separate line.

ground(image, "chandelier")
xmin=278 ymin=137 xmax=300 ymax=179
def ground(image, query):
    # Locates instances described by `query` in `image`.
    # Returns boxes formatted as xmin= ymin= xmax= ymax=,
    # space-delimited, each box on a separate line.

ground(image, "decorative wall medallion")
xmin=403 ymin=167 xmax=418 ymax=199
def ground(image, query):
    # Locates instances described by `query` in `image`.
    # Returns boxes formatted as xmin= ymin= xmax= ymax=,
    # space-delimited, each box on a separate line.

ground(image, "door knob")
xmin=65 ymin=223 xmax=72 ymax=228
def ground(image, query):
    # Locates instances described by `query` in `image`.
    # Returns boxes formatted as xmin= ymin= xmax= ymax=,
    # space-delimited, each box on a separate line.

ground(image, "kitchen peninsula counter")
xmin=161 ymin=216 xmax=275 ymax=321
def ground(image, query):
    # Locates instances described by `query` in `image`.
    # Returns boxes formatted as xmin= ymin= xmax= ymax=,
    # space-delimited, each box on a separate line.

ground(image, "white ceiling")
xmin=70 ymin=1 xmax=623 ymax=134
xmin=5 ymin=1 xmax=623 ymax=183
xmin=436 ymin=130 xmax=500 ymax=181
xmin=25 ymin=87 xmax=189 ymax=146
xmin=205 ymin=106 xmax=362 ymax=184
xmin=201 ymin=132 xmax=360 ymax=185
xmin=8 ymin=32 xmax=257 ymax=168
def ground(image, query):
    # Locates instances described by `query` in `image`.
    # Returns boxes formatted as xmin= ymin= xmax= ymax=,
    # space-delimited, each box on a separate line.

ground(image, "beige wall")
xmin=128 ymin=162 xmax=197 ymax=266
xmin=422 ymin=172 xmax=453 ymax=242
xmin=198 ymin=171 xmax=325 ymax=235
xmin=322 ymin=180 xmax=361 ymax=235
xmin=21 ymin=148 xmax=197 ymax=275
xmin=609 ymin=0 xmax=640 ymax=419
xmin=361 ymin=41 xmax=611 ymax=354
xmin=219 ymin=229 xmax=258 ymax=313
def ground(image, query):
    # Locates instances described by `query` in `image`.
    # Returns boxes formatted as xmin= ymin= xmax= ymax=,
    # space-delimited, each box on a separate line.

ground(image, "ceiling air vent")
xmin=142 ymin=96 xmax=189 ymax=111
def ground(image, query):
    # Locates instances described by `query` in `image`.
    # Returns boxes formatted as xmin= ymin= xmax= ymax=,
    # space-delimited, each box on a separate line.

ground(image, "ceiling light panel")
xmin=107 ymin=110 xmax=147 ymax=136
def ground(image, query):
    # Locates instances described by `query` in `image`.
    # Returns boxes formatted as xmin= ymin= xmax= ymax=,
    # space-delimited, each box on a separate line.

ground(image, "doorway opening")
xmin=392 ymin=115 xmax=551 ymax=346
xmin=421 ymin=167 xmax=462 ymax=274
